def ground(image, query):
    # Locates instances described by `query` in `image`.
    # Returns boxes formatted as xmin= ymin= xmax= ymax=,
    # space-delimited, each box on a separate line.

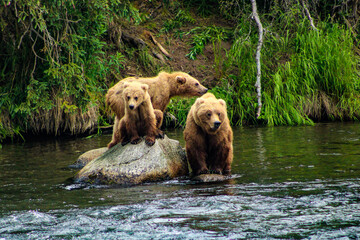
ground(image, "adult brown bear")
xmin=183 ymin=93 xmax=233 ymax=176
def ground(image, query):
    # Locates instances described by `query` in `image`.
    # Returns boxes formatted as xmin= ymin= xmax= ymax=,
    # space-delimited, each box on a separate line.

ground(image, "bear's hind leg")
xmin=154 ymin=109 xmax=164 ymax=139
xmin=108 ymin=118 xmax=121 ymax=148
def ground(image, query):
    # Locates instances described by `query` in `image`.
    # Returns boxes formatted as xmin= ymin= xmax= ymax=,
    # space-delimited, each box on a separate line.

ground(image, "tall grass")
xmin=161 ymin=9 xmax=195 ymax=34
xmin=262 ymin=21 xmax=360 ymax=125
xmin=186 ymin=26 xmax=232 ymax=60
xmin=221 ymin=9 xmax=360 ymax=126
xmin=165 ymin=97 xmax=197 ymax=128
xmin=166 ymin=4 xmax=359 ymax=127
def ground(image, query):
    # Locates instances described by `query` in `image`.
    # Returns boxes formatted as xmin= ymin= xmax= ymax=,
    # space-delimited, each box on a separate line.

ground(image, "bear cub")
xmin=183 ymin=93 xmax=233 ymax=176
xmin=108 ymin=81 xmax=162 ymax=148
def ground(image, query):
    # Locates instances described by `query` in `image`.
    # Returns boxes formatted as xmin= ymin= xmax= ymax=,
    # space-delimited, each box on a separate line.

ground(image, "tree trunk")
xmin=251 ymin=0 xmax=264 ymax=118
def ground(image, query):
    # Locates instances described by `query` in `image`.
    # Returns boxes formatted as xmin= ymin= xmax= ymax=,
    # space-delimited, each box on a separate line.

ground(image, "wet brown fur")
xmin=183 ymin=93 xmax=233 ymax=176
xmin=107 ymin=82 xmax=161 ymax=148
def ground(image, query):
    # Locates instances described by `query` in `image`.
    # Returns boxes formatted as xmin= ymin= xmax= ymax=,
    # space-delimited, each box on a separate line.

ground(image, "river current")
xmin=1 ymin=123 xmax=359 ymax=239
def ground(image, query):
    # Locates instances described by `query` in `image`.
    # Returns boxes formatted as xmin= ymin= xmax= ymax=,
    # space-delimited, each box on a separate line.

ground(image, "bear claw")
xmin=197 ymin=169 xmax=209 ymax=175
xmin=121 ymin=140 xmax=130 ymax=146
xmin=156 ymin=130 xmax=164 ymax=139
xmin=107 ymin=142 xmax=117 ymax=148
xmin=209 ymin=170 xmax=222 ymax=175
xmin=130 ymin=138 xmax=142 ymax=144
xmin=223 ymin=169 xmax=231 ymax=175
xmin=145 ymin=138 xmax=155 ymax=146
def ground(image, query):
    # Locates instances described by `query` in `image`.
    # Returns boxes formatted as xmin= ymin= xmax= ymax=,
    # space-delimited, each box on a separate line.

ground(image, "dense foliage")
xmin=0 ymin=0 xmax=138 ymax=141
xmin=167 ymin=0 xmax=360 ymax=126
xmin=1 ymin=0 xmax=359 ymax=142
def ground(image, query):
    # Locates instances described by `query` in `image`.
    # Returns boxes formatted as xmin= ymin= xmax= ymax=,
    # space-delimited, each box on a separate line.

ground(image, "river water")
xmin=0 ymin=123 xmax=359 ymax=239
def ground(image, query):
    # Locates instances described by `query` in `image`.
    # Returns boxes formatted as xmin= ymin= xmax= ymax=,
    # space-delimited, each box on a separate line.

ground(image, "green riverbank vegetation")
xmin=1 ymin=0 xmax=360 ymax=142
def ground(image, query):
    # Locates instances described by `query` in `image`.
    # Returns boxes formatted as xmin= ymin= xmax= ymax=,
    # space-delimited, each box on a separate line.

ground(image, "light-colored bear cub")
xmin=108 ymin=81 xmax=162 ymax=148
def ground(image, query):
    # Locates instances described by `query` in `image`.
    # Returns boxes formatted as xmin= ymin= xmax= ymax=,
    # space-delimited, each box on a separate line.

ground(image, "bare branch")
xmin=31 ymin=35 xmax=39 ymax=79
xmin=18 ymin=23 xmax=31 ymax=49
xmin=302 ymin=0 xmax=318 ymax=31
xmin=343 ymin=15 xmax=358 ymax=41
xmin=251 ymin=0 xmax=264 ymax=119
xmin=145 ymin=30 xmax=172 ymax=59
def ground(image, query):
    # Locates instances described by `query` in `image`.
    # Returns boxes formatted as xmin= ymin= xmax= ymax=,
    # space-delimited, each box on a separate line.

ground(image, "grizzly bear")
xmin=183 ymin=93 xmax=233 ymax=176
xmin=106 ymin=71 xmax=208 ymax=147
xmin=107 ymin=81 xmax=161 ymax=148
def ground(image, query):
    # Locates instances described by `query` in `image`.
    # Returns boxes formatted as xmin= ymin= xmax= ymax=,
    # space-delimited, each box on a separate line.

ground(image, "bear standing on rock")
xmin=183 ymin=93 xmax=233 ymax=176
xmin=106 ymin=71 xmax=208 ymax=148
xmin=108 ymin=81 xmax=161 ymax=148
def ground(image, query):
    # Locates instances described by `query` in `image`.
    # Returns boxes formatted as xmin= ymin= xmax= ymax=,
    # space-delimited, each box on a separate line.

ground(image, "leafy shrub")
xmin=161 ymin=9 xmax=195 ymax=33
xmin=0 ymin=0 xmax=138 ymax=141
xmin=186 ymin=26 xmax=233 ymax=60
xmin=226 ymin=7 xmax=360 ymax=126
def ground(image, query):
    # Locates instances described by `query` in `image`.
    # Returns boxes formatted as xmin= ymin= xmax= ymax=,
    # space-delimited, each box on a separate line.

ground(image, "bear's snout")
xmin=129 ymin=104 xmax=135 ymax=110
xmin=214 ymin=121 xmax=221 ymax=129
xmin=199 ymin=88 xmax=208 ymax=95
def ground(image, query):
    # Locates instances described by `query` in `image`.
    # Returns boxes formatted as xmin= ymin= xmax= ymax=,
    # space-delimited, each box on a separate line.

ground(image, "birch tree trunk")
xmin=251 ymin=0 xmax=264 ymax=118
xmin=301 ymin=0 xmax=318 ymax=31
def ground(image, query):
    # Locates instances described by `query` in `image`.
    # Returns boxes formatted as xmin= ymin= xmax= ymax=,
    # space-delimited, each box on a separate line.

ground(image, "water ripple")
xmin=1 ymin=179 xmax=359 ymax=239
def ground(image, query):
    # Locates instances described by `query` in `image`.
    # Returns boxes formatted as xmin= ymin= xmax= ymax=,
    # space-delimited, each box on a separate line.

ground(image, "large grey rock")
xmin=75 ymin=135 xmax=188 ymax=185
xmin=71 ymin=147 xmax=108 ymax=168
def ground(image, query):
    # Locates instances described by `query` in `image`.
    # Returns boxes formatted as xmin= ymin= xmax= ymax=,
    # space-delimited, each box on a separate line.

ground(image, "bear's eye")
xmin=134 ymin=96 xmax=138 ymax=101
xmin=218 ymin=113 xmax=221 ymax=117
xmin=127 ymin=96 xmax=130 ymax=100
xmin=207 ymin=112 xmax=212 ymax=118
xmin=195 ymin=83 xmax=199 ymax=86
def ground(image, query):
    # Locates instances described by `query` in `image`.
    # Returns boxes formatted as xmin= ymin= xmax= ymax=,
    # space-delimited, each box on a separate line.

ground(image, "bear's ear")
xmin=141 ymin=84 xmax=149 ymax=92
xmin=195 ymin=98 xmax=205 ymax=106
xmin=176 ymin=76 xmax=186 ymax=84
xmin=219 ymin=99 xmax=226 ymax=107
